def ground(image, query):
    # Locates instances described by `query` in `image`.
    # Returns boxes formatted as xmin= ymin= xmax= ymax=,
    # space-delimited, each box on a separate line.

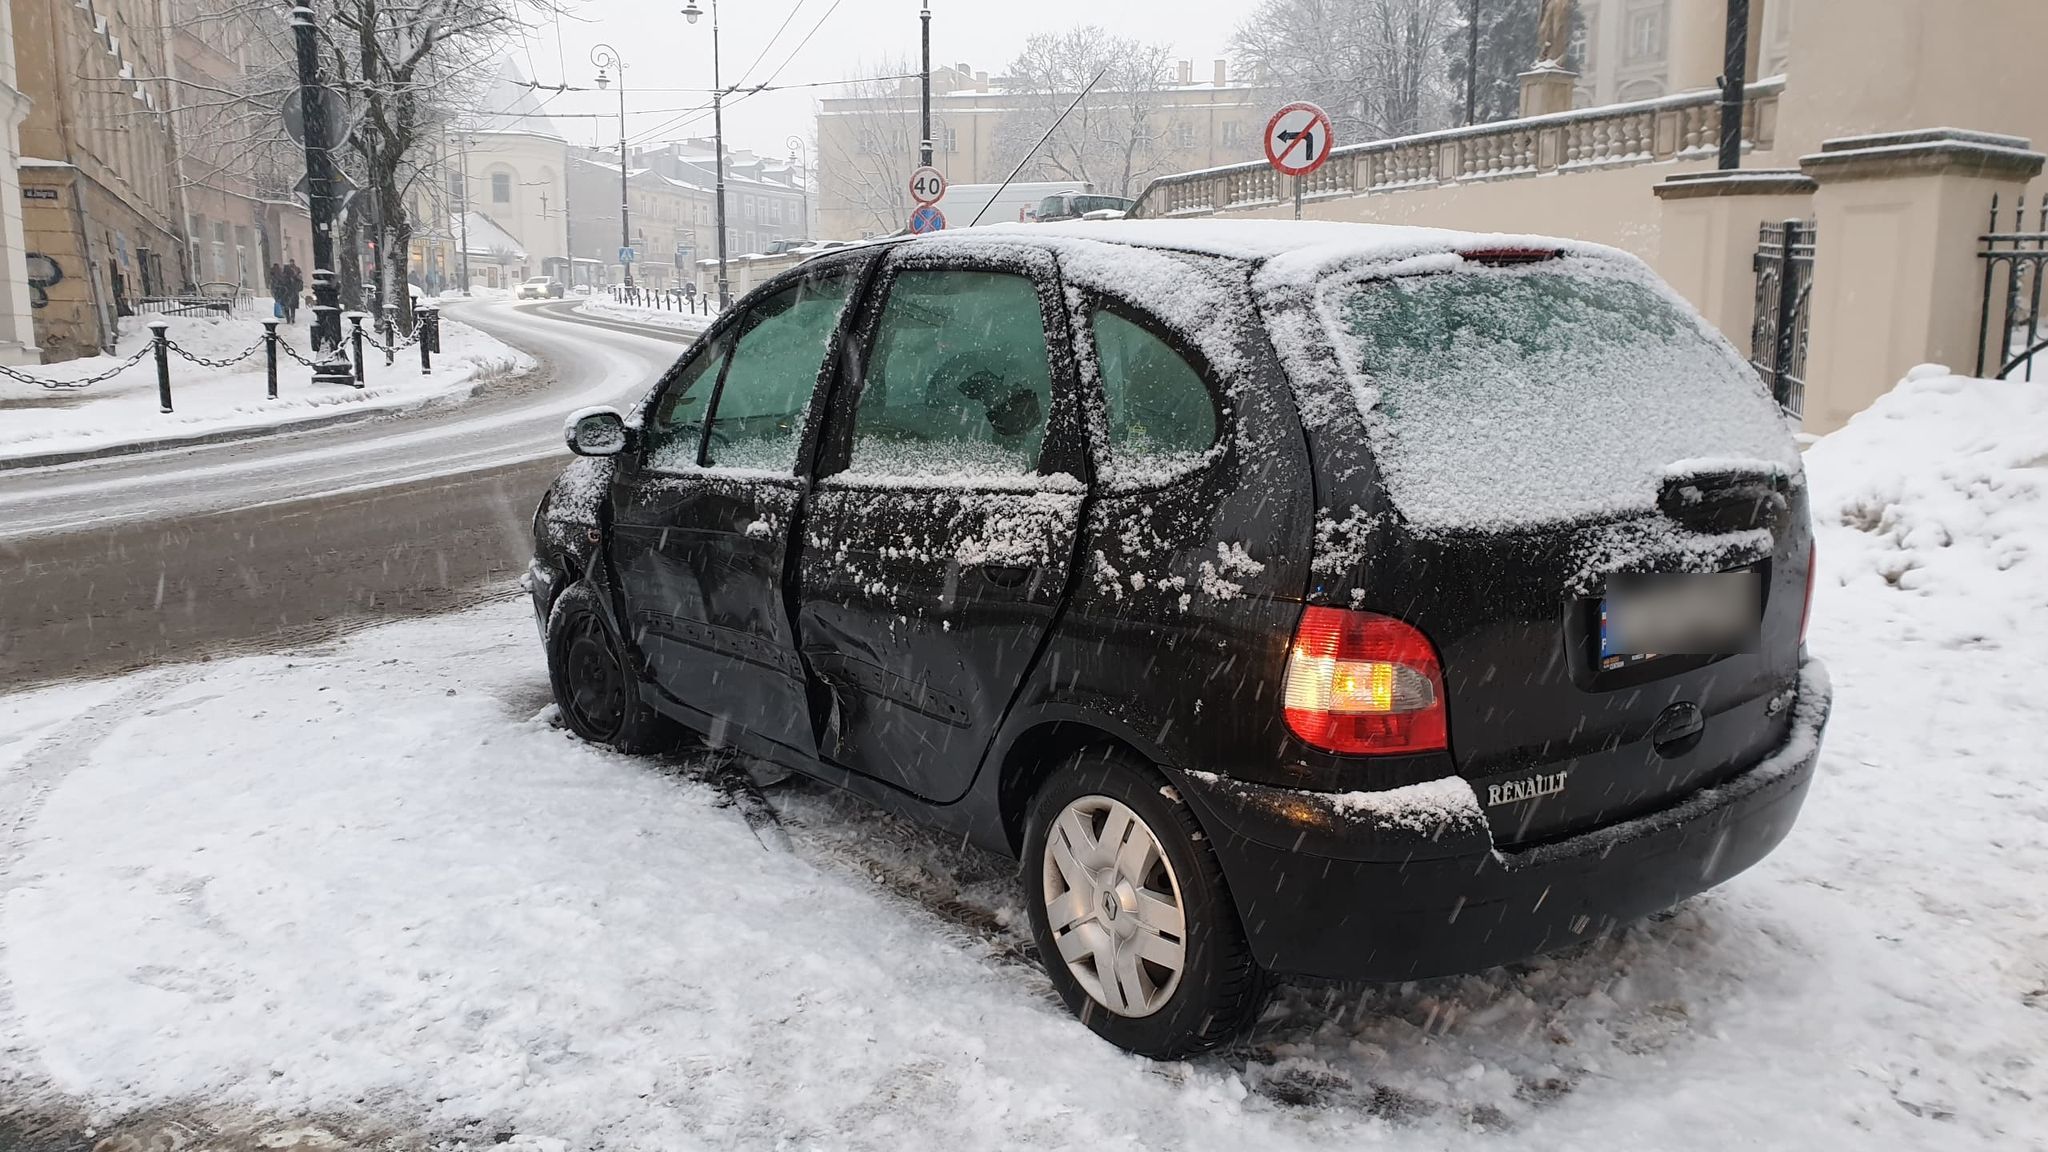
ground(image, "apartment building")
xmin=13 ymin=0 xmax=184 ymax=360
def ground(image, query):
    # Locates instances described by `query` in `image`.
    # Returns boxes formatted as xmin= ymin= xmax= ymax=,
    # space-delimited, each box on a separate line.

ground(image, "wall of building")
xmin=472 ymin=131 xmax=569 ymax=274
xmin=0 ymin=0 xmax=38 ymax=363
xmin=816 ymin=63 xmax=1263 ymax=241
xmin=14 ymin=0 xmax=184 ymax=360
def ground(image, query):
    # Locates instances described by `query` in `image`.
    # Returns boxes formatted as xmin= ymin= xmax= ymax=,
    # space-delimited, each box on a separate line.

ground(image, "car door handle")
xmin=977 ymin=563 xmax=1037 ymax=588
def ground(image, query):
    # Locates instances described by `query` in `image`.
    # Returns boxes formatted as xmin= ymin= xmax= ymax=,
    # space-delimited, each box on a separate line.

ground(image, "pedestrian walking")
xmin=281 ymin=261 xmax=303 ymax=323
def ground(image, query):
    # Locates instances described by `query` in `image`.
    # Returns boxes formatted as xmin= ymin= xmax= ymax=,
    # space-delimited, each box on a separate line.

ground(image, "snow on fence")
xmin=1132 ymin=78 xmax=1785 ymax=219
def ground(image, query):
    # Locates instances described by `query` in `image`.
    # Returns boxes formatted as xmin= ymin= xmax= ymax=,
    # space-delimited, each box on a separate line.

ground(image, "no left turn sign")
xmin=1264 ymin=102 xmax=1335 ymax=178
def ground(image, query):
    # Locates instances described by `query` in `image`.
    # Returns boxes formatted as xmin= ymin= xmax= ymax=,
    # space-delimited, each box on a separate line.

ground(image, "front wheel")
xmin=545 ymin=582 xmax=681 ymax=755
xmin=1022 ymin=750 xmax=1267 ymax=1058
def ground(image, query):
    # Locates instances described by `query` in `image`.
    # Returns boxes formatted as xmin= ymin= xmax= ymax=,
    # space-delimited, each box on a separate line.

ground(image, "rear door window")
xmin=1089 ymin=307 xmax=1218 ymax=475
xmin=843 ymin=269 xmax=1055 ymax=479
xmin=703 ymin=265 xmax=857 ymax=472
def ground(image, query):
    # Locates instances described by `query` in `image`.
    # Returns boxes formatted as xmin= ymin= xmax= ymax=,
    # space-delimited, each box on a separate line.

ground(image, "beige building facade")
xmin=168 ymin=0 xmax=311 ymax=301
xmin=0 ymin=0 xmax=38 ymax=364
xmin=816 ymin=60 xmax=1261 ymax=241
xmin=13 ymin=0 xmax=186 ymax=361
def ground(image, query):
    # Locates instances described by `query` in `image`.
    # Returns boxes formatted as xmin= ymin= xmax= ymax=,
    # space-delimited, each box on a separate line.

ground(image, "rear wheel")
xmin=545 ymin=582 xmax=681 ymax=755
xmin=1022 ymin=749 xmax=1267 ymax=1058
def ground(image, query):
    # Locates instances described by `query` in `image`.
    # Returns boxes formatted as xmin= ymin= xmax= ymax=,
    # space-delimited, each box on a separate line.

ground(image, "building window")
xmin=448 ymin=172 xmax=463 ymax=203
xmin=1626 ymin=7 xmax=1664 ymax=63
xmin=744 ymin=197 xmax=756 ymax=221
xmin=1173 ymin=123 xmax=1196 ymax=149
xmin=491 ymin=173 xmax=512 ymax=203
xmin=1221 ymin=121 xmax=1245 ymax=150
xmin=939 ymin=124 xmax=958 ymax=153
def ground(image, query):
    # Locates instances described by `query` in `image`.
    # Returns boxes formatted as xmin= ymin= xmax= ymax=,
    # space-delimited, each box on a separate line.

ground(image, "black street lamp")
xmin=592 ymin=43 xmax=635 ymax=288
xmin=680 ymin=0 xmax=729 ymax=308
xmin=288 ymin=3 xmax=353 ymax=386
xmin=786 ymin=134 xmax=809 ymax=239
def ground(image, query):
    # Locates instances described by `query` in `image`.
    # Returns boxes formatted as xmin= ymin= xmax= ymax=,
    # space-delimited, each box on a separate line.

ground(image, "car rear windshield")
xmin=1311 ymin=261 xmax=1796 ymax=532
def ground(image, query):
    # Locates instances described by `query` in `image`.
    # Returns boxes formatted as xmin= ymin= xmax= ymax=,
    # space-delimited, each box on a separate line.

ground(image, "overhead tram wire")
xmin=727 ymin=0 xmax=812 ymax=92
xmin=614 ymin=0 xmax=852 ymax=150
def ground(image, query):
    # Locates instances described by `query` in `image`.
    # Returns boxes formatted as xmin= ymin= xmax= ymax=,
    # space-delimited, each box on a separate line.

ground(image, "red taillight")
xmin=1799 ymin=539 xmax=1818 ymax=643
xmin=1282 ymin=607 xmax=1448 ymax=755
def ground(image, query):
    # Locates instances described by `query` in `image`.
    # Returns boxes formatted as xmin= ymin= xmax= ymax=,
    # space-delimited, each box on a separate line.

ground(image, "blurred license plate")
xmin=1599 ymin=570 xmax=1762 ymax=670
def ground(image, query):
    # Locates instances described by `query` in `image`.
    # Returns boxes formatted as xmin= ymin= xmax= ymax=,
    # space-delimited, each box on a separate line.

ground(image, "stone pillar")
xmin=1519 ymin=67 xmax=1579 ymax=118
xmin=1652 ymin=168 xmax=1817 ymax=349
xmin=1798 ymin=129 xmax=2044 ymax=431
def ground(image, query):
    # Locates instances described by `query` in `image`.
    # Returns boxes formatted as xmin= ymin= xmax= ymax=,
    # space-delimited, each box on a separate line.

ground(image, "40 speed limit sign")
xmin=909 ymin=166 xmax=947 ymax=205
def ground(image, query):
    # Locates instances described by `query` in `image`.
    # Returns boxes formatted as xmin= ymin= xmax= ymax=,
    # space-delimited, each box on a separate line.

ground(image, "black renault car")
xmin=527 ymin=220 xmax=1829 ymax=1058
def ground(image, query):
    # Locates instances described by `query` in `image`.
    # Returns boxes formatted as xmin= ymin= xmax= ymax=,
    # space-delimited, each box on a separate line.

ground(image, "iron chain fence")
xmin=0 ymin=344 xmax=155 ymax=390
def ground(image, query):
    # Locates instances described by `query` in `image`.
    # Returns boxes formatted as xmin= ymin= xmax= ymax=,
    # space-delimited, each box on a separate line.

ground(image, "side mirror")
xmin=564 ymin=407 xmax=629 ymax=457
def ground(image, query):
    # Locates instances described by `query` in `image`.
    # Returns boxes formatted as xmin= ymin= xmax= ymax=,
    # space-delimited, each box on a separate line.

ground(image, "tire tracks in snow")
xmin=0 ymin=669 xmax=184 ymax=1107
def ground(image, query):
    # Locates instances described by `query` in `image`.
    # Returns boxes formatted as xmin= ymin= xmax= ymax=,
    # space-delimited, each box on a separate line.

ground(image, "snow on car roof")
xmin=979 ymin=218 xmax=1628 ymax=276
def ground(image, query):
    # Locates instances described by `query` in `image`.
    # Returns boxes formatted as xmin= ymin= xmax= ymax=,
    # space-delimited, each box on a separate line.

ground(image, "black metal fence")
xmin=607 ymin=285 xmax=714 ymax=315
xmin=1751 ymin=218 xmax=1817 ymax=419
xmin=1977 ymin=192 xmax=2048 ymax=381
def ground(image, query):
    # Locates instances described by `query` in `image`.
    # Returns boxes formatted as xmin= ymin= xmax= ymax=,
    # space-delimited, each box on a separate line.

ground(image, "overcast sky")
xmin=513 ymin=0 xmax=1250 ymax=163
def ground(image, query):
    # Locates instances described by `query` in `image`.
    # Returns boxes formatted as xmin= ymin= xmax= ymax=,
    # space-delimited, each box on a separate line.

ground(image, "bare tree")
xmin=815 ymin=59 xmax=929 ymax=239
xmin=991 ymin=29 xmax=1179 ymax=199
xmin=327 ymin=0 xmax=553 ymax=326
xmin=1233 ymin=0 xmax=1462 ymax=141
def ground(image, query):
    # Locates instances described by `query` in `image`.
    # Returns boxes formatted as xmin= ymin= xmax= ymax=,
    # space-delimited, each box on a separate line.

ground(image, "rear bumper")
xmin=1173 ymin=659 xmax=1831 ymax=982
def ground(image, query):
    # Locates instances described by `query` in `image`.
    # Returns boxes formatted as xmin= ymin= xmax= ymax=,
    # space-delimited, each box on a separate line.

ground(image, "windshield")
xmin=1311 ymin=261 xmax=1797 ymax=532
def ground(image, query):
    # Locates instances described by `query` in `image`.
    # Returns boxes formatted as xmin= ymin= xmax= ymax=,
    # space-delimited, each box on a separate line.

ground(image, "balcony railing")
xmin=1130 ymin=78 xmax=1783 ymax=219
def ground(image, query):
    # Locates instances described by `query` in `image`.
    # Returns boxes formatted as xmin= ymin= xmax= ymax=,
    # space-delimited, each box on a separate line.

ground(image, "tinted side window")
xmin=845 ymin=269 xmax=1054 ymax=479
xmin=704 ymin=267 xmax=856 ymax=471
xmin=1091 ymin=308 xmax=1217 ymax=466
xmin=643 ymin=334 xmax=730 ymax=471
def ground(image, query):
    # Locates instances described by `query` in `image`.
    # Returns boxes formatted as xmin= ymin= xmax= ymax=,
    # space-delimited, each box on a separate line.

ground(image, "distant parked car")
xmin=572 ymin=284 xmax=593 ymax=296
xmin=519 ymin=276 xmax=565 ymax=300
xmin=1032 ymin=192 xmax=1136 ymax=222
xmin=527 ymin=220 xmax=1827 ymax=1060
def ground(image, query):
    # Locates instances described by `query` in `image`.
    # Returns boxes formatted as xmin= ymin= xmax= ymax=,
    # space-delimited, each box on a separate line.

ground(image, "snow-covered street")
xmin=0 ymin=369 xmax=2041 ymax=1149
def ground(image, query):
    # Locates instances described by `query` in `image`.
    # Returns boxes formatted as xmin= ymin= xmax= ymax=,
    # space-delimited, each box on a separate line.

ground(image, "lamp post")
xmin=785 ymin=134 xmax=809 ymax=239
xmin=681 ymin=0 xmax=729 ymax=308
xmin=592 ymin=44 xmax=635 ymax=288
xmin=919 ymin=0 xmax=933 ymax=168
xmin=1717 ymin=0 xmax=1751 ymax=171
xmin=456 ymin=134 xmax=476 ymax=296
xmin=288 ymin=3 xmax=352 ymax=386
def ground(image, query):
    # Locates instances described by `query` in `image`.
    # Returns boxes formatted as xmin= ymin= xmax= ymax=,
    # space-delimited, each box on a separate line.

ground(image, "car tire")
xmin=545 ymin=582 xmax=681 ymax=755
xmin=1022 ymin=749 xmax=1267 ymax=1058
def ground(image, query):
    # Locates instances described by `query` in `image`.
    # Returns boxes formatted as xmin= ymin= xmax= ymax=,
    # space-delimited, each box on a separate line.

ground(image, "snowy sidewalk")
xmin=0 ymin=372 xmax=2042 ymax=1149
xmin=0 ymin=309 xmax=534 ymax=467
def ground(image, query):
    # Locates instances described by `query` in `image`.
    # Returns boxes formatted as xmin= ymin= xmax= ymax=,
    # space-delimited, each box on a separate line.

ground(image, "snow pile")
xmin=0 ymin=308 xmax=533 ymax=463
xmin=1802 ymin=364 xmax=2048 ymax=646
xmin=574 ymin=293 xmax=718 ymax=335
